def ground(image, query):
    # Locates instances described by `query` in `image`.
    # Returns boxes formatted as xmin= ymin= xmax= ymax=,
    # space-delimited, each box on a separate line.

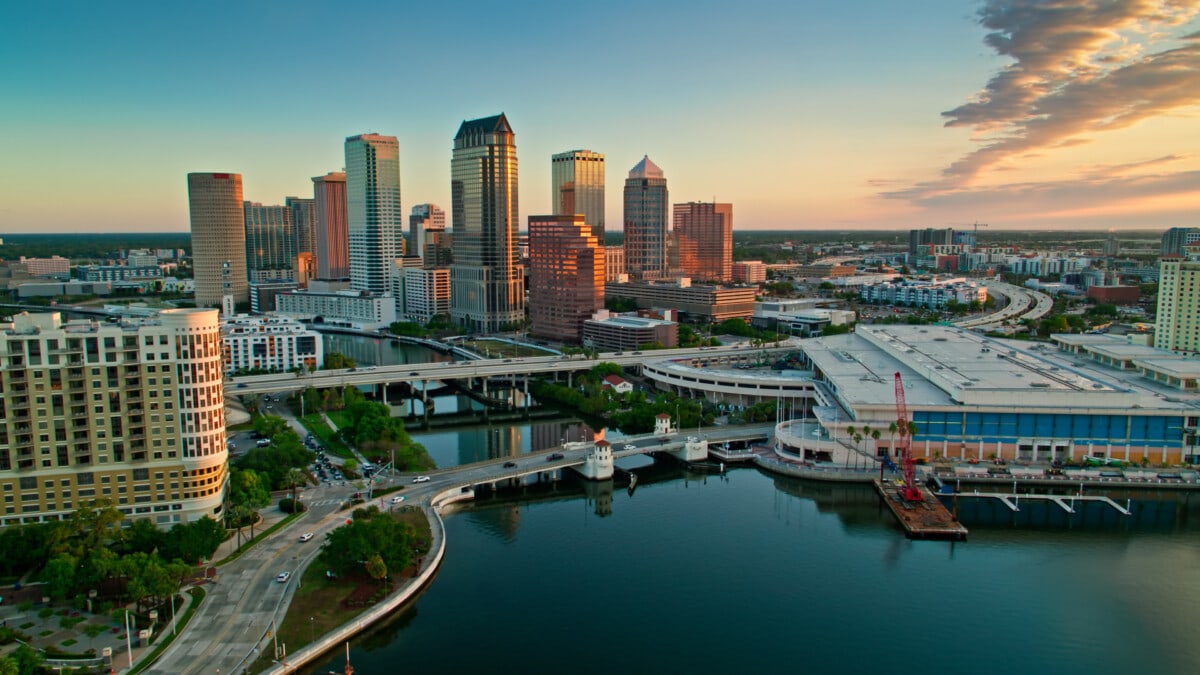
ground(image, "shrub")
xmin=278 ymin=498 xmax=306 ymax=514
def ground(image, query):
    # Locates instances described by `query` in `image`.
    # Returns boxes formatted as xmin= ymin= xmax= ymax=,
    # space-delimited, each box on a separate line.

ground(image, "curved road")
xmin=146 ymin=423 xmax=774 ymax=674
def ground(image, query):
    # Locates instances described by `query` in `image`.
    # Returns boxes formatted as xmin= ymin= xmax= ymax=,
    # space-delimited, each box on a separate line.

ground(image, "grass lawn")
xmin=245 ymin=507 xmax=432 ymax=674
xmin=460 ymin=339 xmax=555 ymax=359
xmin=298 ymin=414 xmax=353 ymax=459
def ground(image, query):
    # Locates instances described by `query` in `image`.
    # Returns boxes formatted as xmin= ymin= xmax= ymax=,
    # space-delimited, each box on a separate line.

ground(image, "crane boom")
xmin=894 ymin=372 xmax=922 ymax=501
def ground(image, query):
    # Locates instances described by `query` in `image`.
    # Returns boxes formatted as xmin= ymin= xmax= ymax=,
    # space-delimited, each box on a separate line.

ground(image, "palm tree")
xmin=283 ymin=468 xmax=308 ymax=507
xmin=845 ymin=425 xmax=856 ymax=467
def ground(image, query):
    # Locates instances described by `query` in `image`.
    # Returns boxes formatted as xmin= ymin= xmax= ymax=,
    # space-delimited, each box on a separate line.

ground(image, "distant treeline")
xmin=0 ymin=232 xmax=190 ymax=261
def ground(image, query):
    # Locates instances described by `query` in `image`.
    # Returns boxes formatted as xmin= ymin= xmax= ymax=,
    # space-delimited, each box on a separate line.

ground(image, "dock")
xmin=949 ymin=491 xmax=1132 ymax=516
xmin=874 ymin=479 xmax=968 ymax=541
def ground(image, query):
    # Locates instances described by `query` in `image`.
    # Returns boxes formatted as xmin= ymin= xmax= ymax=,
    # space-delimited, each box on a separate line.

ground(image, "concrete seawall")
xmin=262 ymin=487 xmax=472 ymax=674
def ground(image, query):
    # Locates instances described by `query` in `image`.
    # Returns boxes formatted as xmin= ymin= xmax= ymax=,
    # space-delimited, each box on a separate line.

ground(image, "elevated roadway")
xmin=228 ymin=344 xmax=797 ymax=396
xmin=954 ymin=280 xmax=1053 ymax=331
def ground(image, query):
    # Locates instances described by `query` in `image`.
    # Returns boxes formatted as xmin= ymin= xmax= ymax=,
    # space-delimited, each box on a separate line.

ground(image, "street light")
xmin=309 ymin=617 xmax=315 ymax=644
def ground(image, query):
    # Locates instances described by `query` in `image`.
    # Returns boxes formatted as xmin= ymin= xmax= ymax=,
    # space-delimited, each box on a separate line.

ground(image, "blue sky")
xmin=2 ymin=1 xmax=1198 ymax=233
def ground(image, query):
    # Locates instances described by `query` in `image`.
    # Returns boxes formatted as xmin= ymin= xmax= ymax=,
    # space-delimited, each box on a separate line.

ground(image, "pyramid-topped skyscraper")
xmin=623 ymin=155 xmax=669 ymax=280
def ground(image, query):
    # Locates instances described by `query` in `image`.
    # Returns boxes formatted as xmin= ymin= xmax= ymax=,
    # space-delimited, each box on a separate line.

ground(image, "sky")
xmin=1 ymin=0 xmax=1198 ymax=234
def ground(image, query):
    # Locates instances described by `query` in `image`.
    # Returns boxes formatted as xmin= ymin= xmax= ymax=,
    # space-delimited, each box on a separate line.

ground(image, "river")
xmin=301 ymin=333 xmax=1200 ymax=674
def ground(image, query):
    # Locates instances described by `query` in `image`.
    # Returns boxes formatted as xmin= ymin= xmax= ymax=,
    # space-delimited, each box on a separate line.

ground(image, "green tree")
xmin=322 ymin=352 xmax=357 ymax=370
xmin=123 ymin=518 xmax=164 ymax=555
xmin=0 ymin=644 xmax=42 ymax=675
xmin=42 ymin=553 xmax=77 ymax=601
xmin=364 ymin=553 xmax=388 ymax=589
xmin=282 ymin=467 xmax=308 ymax=505
xmin=159 ymin=517 xmax=225 ymax=564
xmin=227 ymin=468 xmax=270 ymax=543
xmin=389 ymin=321 xmax=426 ymax=337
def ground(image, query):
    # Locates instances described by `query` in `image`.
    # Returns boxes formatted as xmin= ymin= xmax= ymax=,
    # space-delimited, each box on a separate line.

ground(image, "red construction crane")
xmin=894 ymin=372 xmax=922 ymax=502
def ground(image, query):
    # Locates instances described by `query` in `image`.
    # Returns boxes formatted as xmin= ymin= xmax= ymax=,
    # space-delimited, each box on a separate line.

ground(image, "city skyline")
xmin=2 ymin=1 xmax=1199 ymax=234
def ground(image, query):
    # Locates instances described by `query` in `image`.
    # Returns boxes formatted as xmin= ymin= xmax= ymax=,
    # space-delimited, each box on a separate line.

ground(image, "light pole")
xmin=309 ymin=616 xmax=315 ymax=644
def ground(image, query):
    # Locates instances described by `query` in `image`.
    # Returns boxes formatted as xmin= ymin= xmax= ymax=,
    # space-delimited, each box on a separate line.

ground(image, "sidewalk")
xmin=211 ymin=502 xmax=293 ymax=563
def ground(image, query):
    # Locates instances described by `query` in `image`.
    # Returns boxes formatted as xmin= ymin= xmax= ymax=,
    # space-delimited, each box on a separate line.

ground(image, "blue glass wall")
xmin=911 ymin=411 xmax=1182 ymax=447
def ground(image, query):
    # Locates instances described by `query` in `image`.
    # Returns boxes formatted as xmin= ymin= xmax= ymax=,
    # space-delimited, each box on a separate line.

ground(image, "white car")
xmin=412 ymin=476 xmax=430 ymax=483
xmin=298 ymin=532 xmax=314 ymax=542
xmin=276 ymin=571 xmax=291 ymax=583
xmin=624 ymin=444 xmax=637 ymax=451
xmin=389 ymin=496 xmax=406 ymax=504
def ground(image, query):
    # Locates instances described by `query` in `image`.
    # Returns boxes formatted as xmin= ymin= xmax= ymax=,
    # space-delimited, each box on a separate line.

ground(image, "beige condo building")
xmin=1155 ymin=255 xmax=1200 ymax=354
xmin=0 ymin=309 xmax=228 ymax=528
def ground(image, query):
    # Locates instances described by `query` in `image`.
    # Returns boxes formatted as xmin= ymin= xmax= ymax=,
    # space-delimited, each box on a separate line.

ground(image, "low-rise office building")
xmin=274 ymin=289 xmax=396 ymax=331
xmin=604 ymin=278 xmax=755 ymax=323
xmin=582 ymin=312 xmax=678 ymax=351
xmin=221 ymin=314 xmax=322 ymax=374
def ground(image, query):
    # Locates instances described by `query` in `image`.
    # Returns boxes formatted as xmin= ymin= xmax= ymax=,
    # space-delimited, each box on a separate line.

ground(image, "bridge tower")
xmin=580 ymin=439 xmax=614 ymax=480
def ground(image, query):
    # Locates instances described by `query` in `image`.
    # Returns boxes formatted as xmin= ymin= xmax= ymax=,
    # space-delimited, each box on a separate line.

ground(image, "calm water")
xmin=306 ymin=453 xmax=1200 ymax=675
xmin=306 ymin=334 xmax=1200 ymax=674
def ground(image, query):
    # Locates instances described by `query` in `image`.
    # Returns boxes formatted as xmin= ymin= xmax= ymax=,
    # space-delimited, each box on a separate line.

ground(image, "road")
xmin=146 ymin=423 xmax=774 ymax=674
xmin=228 ymin=343 xmax=798 ymax=396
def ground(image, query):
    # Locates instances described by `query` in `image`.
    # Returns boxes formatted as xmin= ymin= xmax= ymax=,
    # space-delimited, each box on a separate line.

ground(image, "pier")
xmin=874 ymin=479 xmax=968 ymax=541
xmin=947 ymin=490 xmax=1132 ymax=515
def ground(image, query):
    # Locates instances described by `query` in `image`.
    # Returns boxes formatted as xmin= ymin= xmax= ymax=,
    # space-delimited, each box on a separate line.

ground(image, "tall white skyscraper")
xmin=345 ymin=134 xmax=402 ymax=295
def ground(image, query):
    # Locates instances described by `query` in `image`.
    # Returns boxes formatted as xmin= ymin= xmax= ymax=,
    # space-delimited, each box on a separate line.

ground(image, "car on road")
xmin=276 ymin=571 xmax=291 ymax=583
xmin=299 ymin=532 xmax=314 ymax=542
xmin=389 ymin=496 xmax=406 ymax=504
xmin=547 ymin=453 xmax=564 ymax=461
xmin=624 ymin=444 xmax=636 ymax=451
xmin=412 ymin=475 xmax=430 ymax=483
xmin=256 ymin=439 xmax=270 ymax=447
xmin=503 ymin=461 xmax=517 ymax=468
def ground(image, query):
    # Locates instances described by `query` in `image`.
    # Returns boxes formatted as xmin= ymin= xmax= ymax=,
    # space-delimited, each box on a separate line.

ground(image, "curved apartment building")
xmin=0 ymin=309 xmax=227 ymax=528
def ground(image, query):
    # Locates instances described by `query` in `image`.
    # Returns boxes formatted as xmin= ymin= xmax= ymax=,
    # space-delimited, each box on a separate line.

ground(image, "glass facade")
xmin=345 ymin=134 xmax=402 ymax=295
xmin=551 ymin=150 xmax=605 ymax=239
xmin=912 ymin=410 xmax=1183 ymax=447
xmin=450 ymin=114 xmax=524 ymax=332
xmin=623 ymin=156 xmax=668 ymax=281
xmin=243 ymin=202 xmax=295 ymax=275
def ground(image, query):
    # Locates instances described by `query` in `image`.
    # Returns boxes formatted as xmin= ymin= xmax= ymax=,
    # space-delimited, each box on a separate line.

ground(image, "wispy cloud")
xmin=886 ymin=0 xmax=1200 ymax=207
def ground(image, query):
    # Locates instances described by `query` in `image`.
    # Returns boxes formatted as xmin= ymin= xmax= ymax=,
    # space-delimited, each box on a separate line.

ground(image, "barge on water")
xmin=874 ymin=478 xmax=968 ymax=541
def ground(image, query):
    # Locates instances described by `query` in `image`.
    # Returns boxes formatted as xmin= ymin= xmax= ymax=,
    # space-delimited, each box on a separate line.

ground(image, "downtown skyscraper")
xmin=551 ymin=149 xmax=605 ymax=239
xmin=528 ymin=214 xmax=604 ymax=343
xmin=450 ymin=114 xmax=523 ymax=332
xmin=345 ymin=134 xmax=402 ymax=295
xmin=623 ymin=156 xmax=669 ymax=280
xmin=188 ymin=172 xmax=248 ymax=308
xmin=312 ymin=171 xmax=348 ymax=279
xmin=673 ymin=201 xmax=733 ymax=282
xmin=243 ymin=201 xmax=295 ymax=280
